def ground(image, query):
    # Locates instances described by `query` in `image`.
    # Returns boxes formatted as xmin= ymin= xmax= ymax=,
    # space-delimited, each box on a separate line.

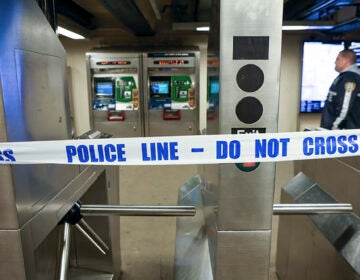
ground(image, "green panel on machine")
xmin=171 ymin=76 xmax=192 ymax=102
xmin=115 ymin=76 xmax=137 ymax=102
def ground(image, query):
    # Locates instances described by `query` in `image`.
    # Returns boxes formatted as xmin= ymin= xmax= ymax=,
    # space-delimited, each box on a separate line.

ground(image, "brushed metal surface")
xmin=218 ymin=0 xmax=283 ymax=231
xmin=143 ymin=51 xmax=200 ymax=137
xmin=175 ymin=175 xmax=217 ymax=280
xmin=147 ymin=110 xmax=196 ymax=136
xmin=277 ymin=160 xmax=360 ymax=280
xmin=0 ymin=230 xmax=27 ymax=279
xmin=216 ymin=231 xmax=271 ymax=280
xmin=71 ymin=167 xmax=121 ymax=277
xmin=87 ymin=52 xmax=143 ymax=137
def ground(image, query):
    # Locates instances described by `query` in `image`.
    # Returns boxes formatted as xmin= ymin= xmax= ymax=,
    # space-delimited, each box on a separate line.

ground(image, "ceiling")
xmin=52 ymin=0 xmax=360 ymax=45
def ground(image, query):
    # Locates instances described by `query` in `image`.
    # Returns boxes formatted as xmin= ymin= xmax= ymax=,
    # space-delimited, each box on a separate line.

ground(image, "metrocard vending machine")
xmin=143 ymin=51 xmax=199 ymax=136
xmin=87 ymin=51 xmax=143 ymax=137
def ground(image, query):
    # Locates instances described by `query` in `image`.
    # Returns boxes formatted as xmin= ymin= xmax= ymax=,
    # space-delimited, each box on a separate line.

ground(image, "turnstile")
xmin=0 ymin=1 xmax=120 ymax=278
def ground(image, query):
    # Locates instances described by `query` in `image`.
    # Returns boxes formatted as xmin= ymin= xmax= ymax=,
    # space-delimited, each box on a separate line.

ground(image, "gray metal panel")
xmin=87 ymin=51 xmax=143 ymax=137
xmin=218 ymin=162 xmax=276 ymax=229
xmin=143 ymin=50 xmax=200 ymax=137
xmin=216 ymin=231 xmax=271 ymax=280
xmin=218 ymin=0 xmax=283 ymax=231
xmin=0 ymin=230 xmax=26 ymax=279
xmin=148 ymin=110 xmax=196 ymax=136
xmin=0 ymin=0 xmax=78 ymax=228
xmin=93 ymin=110 xmax=141 ymax=137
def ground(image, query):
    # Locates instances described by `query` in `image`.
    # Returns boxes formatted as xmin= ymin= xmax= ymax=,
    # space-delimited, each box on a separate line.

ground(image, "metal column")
xmin=217 ymin=1 xmax=283 ymax=279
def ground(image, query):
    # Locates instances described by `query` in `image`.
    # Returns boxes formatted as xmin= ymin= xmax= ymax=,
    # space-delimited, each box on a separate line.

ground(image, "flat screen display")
xmin=300 ymin=41 xmax=344 ymax=113
xmin=150 ymin=77 xmax=171 ymax=98
xmin=95 ymin=81 xmax=114 ymax=96
xmin=210 ymin=77 xmax=219 ymax=95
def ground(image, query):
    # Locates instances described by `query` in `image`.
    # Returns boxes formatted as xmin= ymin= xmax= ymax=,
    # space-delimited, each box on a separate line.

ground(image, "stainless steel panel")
xmin=277 ymin=158 xmax=360 ymax=280
xmin=148 ymin=110 xmax=196 ymax=136
xmin=93 ymin=111 xmax=141 ymax=137
xmin=0 ymin=83 xmax=18 ymax=229
xmin=71 ymin=166 xmax=121 ymax=278
xmin=218 ymin=0 xmax=283 ymax=231
xmin=143 ymin=50 xmax=200 ymax=137
xmin=218 ymin=162 xmax=276 ymax=229
xmin=216 ymin=231 xmax=271 ymax=280
xmin=0 ymin=0 xmax=78 ymax=228
xmin=0 ymin=230 xmax=27 ymax=279
xmin=87 ymin=52 xmax=143 ymax=137
xmin=175 ymin=176 xmax=217 ymax=280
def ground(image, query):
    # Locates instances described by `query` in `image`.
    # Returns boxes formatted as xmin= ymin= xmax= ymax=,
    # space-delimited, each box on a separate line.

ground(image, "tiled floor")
xmin=119 ymin=165 xmax=279 ymax=280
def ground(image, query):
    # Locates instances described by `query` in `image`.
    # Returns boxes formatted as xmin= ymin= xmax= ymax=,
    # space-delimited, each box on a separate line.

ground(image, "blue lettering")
xmin=228 ymin=140 xmax=241 ymax=159
xmin=157 ymin=142 xmax=169 ymax=160
xmin=303 ymin=135 xmax=359 ymax=156
xmin=268 ymin=139 xmax=279 ymax=158
xmin=78 ymin=145 xmax=90 ymax=163
xmin=104 ymin=144 xmax=116 ymax=162
xmin=279 ymin=138 xmax=290 ymax=156
xmin=169 ymin=142 xmax=179 ymax=160
xmin=142 ymin=143 xmax=150 ymax=161
xmin=326 ymin=136 xmax=336 ymax=155
xmin=141 ymin=142 xmax=179 ymax=161
xmin=3 ymin=149 xmax=16 ymax=162
xmin=255 ymin=139 xmax=266 ymax=158
xmin=255 ymin=138 xmax=289 ymax=158
xmin=116 ymin=144 xmax=126 ymax=161
xmin=303 ymin=137 xmax=313 ymax=156
xmin=216 ymin=141 xmax=228 ymax=159
xmin=89 ymin=145 xmax=99 ymax=162
xmin=337 ymin=135 xmax=347 ymax=154
xmin=66 ymin=145 xmax=77 ymax=162
xmin=348 ymin=135 xmax=359 ymax=153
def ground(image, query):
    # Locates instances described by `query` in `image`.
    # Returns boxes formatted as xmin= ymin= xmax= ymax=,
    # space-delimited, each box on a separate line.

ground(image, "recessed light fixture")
xmin=57 ymin=26 xmax=85 ymax=40
xmin=282 ymin=25 xmax=333 ymax=31
xmin=282 ymin=21 xmax=334 ymax=31
xmin=196 ymin=26 xmax=210 ymax=32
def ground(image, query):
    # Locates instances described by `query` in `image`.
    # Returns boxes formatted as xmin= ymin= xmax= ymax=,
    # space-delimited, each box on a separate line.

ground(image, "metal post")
xmin=273 ymin=203 xmax=353 ymax=215
xmin=80 ymin=205 xmax=196 ymax=216
xmin=75 ymin=223 xmax=107 ymax=255
xmin=58 ymin=223 xmax=71 ymax=280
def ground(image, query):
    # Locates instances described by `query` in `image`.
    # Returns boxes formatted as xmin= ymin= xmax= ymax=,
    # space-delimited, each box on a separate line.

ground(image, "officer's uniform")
xmin=321 ymin=64 xmax=360 ymax=129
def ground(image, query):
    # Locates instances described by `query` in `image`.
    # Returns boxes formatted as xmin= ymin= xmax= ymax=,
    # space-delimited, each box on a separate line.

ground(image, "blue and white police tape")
xmin=0 ymin=129 xmax=359 ymax=165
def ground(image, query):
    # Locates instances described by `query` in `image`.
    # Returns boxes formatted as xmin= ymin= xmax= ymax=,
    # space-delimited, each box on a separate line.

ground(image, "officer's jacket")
xmin=321 ymin=65 xmax=360 ymax=129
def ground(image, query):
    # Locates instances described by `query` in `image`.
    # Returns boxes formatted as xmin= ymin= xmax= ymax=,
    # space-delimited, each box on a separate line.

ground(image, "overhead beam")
xmin=98 ymin=0 xmax=154 ymax=36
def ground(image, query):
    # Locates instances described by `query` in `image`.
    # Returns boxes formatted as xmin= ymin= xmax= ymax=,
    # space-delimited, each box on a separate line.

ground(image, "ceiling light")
xmin=172 ymin=22 xmax=210 ymax=31
xmin=282 ymin=21 xmax=334 ymax=31
xmin=57 ymin=26 xmax=85 ymax=40
xmin=196 ymin=26 xmax=210 ymax=32
xmin=282 ymin=25 xmax=333 ymax=31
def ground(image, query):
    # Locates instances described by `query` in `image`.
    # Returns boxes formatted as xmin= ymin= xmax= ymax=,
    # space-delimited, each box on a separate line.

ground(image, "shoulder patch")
xmin=345 ymin=82 xmax=356 ymax=93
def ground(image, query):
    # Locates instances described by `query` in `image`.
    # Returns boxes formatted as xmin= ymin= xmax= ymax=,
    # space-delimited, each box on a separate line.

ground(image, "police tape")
xmin=0 ymin=129 xmax=360 ymax=165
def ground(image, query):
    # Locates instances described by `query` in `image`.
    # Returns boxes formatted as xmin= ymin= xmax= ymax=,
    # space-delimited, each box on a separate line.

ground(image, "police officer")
xmin=321 ymin=49 xmax=360 ymax=129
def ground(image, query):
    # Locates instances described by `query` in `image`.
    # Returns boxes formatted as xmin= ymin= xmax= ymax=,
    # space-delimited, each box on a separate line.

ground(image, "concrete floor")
xmin=118 ymin=165 xmax=279 ymax=280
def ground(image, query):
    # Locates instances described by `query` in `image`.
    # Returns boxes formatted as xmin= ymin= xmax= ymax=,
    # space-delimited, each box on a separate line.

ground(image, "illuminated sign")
xmin=153 ymin=60 xmax=189 ymax=65
xmin=96 ymin=61 xmax=131 ymax=65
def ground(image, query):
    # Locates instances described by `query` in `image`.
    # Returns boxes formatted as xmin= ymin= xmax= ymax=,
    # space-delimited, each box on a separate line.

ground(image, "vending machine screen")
xmin=150 ymin=77 xmax=171 ymax=98
xmin=95 ymin=80 xmax=114 ymax=97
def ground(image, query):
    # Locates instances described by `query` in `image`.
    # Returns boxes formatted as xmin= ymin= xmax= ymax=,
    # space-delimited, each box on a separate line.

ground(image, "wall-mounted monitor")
xmin=94 ymin=78 xmax=114 ymax=97
xmin=149 ymin=76 xmax=171 ymax=98
xmin=209 ymin=76 xmax=219 ymax=95
xmin=349 ymin=42 xmax=360 ymax=66
xmin=300 ymin=41 xmax=344 ymax=113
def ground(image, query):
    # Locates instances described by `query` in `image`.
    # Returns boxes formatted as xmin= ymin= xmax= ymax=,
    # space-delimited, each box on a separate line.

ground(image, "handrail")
xmin=81 ymin=205 xmax=196 ymax=217
xmin=273 ymin=203 xmax=353 ymax=215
